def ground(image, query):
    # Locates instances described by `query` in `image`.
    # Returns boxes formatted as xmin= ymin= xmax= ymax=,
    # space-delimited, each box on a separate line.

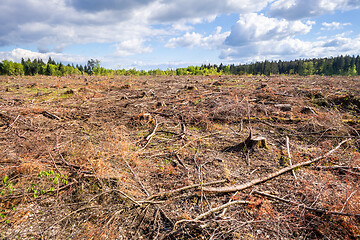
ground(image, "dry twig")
xmin=286 ymin=136 xmax=297 ymax=179
xmin=174 ymin=200 xmax=250 ymax=228
xmin=139 ymin=116 xmax=160 ymax=151
xmin=124 ymin=158 xmax=149 ymax=196
xmin=253 ymin=190 xmax=360 ymax=218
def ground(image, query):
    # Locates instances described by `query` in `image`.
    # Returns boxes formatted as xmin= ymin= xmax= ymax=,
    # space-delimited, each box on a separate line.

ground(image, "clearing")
xmin=1 ymin=75 xmax=359 ymax=239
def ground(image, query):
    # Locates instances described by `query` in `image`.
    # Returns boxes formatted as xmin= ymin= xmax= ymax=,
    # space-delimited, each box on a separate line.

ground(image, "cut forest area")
xmin=1 ymin=74 xmax=360 ymax=239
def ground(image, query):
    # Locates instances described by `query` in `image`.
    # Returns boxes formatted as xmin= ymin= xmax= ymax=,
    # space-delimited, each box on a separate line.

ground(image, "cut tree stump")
xmin=223 ymin=131 xmax=267 ymax=153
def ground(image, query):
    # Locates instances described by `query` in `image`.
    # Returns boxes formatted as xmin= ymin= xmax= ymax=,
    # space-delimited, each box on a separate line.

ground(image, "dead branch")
xmin=123 ymin=155 xmax=175 ymax=228
xmin=44 ymin=205 xmax=100 ymax=233
xmin=311 ymin=165 xmax=360 ymax=171
xmin=138 ymin=116 xmax=160 ymax=151
xmin=286 ymin=136 xmax=297 ymax=179
xmin=340 ymin=190 xmax=357 ymax=213
xmin=228 ymin=126 xmax=242 ymax=136
xmin=253 ymin=190 xmax=360 ymax=218
xmin=145 ymin=179 xmax=228 ymax=201
xmin=124 ymin=158 xmax=150 ymax=197
xmin=87 ymin=158 xmax=105 ymax=189
xmin=111 ymin=189 xmax=142 ymax=206
xmin=174 ymin=200 xmax=250 ymax=228
xmin=193 ymin=200 xmax=249 ymax=221
xmin=174 ymin=153 xmax=188 ymax=170
xmin=204 ymin=139 xmax=350 ymax=193
xmin=218 ymin=192 xmax=239 ymax=218
xmin=41 ymin=111 xmax=61 ymax=120
xmin=146 ymin=116 xmax=158 ymax=141
xmin=311 ymin=165 xmax=360 ymax=176
xmin=8 ymin=114 xmax=20 ymax=128
xmin=180 ymin=122 xmax=186 ymax=138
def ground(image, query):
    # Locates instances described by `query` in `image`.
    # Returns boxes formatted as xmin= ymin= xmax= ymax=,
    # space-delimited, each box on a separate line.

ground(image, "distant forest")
xmin=0 ymin=55 xmax=359 ymax=76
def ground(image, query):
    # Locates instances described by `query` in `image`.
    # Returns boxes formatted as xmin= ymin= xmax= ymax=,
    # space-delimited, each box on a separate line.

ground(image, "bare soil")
xmin=1 ymin=74 xmax=359 ymax=239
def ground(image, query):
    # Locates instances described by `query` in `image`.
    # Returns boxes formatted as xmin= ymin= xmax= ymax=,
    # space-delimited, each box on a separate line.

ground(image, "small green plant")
xmin=27 ymin=170 xmax=68 ymax=198
xmin=1 ymin=176 xmax=14 ymax=196
xmin=1 ymin=212 xmax=9 ymax=224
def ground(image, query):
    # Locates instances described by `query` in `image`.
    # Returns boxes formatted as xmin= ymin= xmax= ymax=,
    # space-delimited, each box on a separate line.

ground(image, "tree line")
xmin=205 ymin=55 xmax=359 ymax=76
xmin=0 ymin=55 xmax=359 ymax=76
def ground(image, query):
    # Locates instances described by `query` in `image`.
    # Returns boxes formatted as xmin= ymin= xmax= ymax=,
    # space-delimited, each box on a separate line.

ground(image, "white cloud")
xmin=0 ymin=48 xmax=89 ymax=64
xmin=171 ymin=22 xmax=194 ymax=32
xmin=165 ymin=27 xmax=230 ymax=49
xmin=225 ymin=13 xmax=313 ymax=46
xmin=268 ymin=0 xmax=360 ymax=20
xmin=0 ymin=0 xmax=273 ymax=53
xmin=221 ymin=13 xmax=360 ymax=62
xmin=220 ymin=35 xmax=360 ymax=61
xmin=114 ymin=39 xmax=152 ymax=56
xmin=150 ymin=0 xmax=271 ymax=23
xmin=0 ymin=0 xmax=163 ymax=54
xmin=321 ymin=21 xmax=351 ymax=30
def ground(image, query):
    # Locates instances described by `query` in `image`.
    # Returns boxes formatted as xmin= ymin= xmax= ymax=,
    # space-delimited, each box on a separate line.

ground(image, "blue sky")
xmin=0 ymin=0 xmax=359 ymax=69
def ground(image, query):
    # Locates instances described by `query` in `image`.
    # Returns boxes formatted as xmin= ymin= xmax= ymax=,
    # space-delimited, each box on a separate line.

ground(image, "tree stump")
xmin=223 ymin=131 xmax=268 ymax=153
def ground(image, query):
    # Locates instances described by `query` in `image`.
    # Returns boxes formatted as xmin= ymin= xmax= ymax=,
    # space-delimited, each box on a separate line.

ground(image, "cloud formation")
xmin=0 ymin=0 xmax=271 ymax=52
xmin=165 ymin=27 xmax=230 ymax=49
xmin=114 ymin=39 xmax=152 ymax=56
xmin=268 ymin=0 xmax=360 ymax=20
xmin=150 ymin=0 xmax=271 ymax=22
xmin=0 ymin=48 xmax=88 ymax=64
xmin=321 ymin=21 xmax=351 ymax=30
xmin=219 ymin=9 xmax=360 ymax=63
xmin=225 ymin=13 xmax=313 ymax=46
xmin=66 ymin=0 xmax=153 ymax=12
xmin=220 ymin=35 xmax=360 ymax=62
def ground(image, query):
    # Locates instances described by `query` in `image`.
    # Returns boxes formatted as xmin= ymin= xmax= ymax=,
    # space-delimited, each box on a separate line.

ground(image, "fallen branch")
xmin=111 ymin=189 xmax=142 ymax=206
xmin=253 ymin=190 xmax=360 ymax=218
xmin=286 ymin=136 xmax=297 ymax=179
xmin=45 ymin=205 xmax=100 ymax=233
xmin=146 ymin=116 xmax=159 ymax=141
xmin=203 ymin=139 xmax=350 ymax=193
xmin=124 ymin=158 xmax=149 ymax=197
xmin=87 ymin=159 xmax=104 ymax=189
xmin=41 ymin=111 xmax=61 ymax=120
xmin=228 ymin=126 xmax=242 ymax=136
xmin=174 ymin=200 xmax=250 ymax=228
xmin=311 ymin=166 xmax=360 ymax=171
xmin=139 ymin=116 xmax=160 ymax=151
xmin=145 ymin=179 xmax=228 ymax=201
xmin=8 ymin=114 xmax=20 ymax=128
xmin=174 ymin=153 xmax=188 ymax=170
xmin=312 ymin=165 xmax=360 ymax=176
xmin=124 ymin=157 xmax=174 ymax=227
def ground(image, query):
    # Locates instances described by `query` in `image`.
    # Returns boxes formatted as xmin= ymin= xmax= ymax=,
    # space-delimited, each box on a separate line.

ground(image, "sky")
xmin=0 ymin=0 xmax=360 ymax=70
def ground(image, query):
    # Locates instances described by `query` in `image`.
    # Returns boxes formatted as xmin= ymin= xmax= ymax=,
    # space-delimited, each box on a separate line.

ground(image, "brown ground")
xmin=0 ymin=74 xmax=359 ymax=239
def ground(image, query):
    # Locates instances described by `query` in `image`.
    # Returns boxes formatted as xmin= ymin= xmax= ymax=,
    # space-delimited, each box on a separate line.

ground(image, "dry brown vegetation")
xmin=1 ymin=74 xmax=359 ymax=239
